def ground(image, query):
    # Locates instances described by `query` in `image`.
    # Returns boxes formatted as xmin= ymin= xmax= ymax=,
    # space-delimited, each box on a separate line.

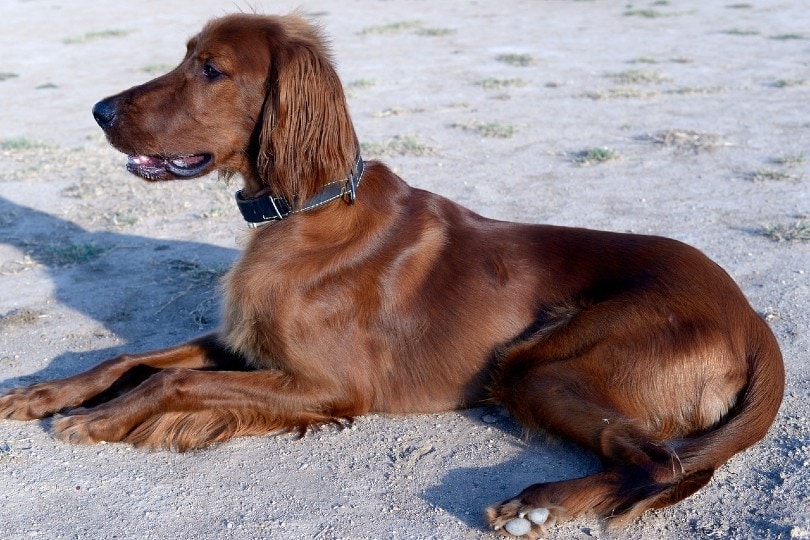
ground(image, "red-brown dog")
xmin=0 ymin=14 xmax=783 ymax=537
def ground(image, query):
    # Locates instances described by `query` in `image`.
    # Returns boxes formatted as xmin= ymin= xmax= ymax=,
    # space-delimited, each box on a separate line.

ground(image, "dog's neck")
xmin=234 ymin=156 xmax=364 ymax=227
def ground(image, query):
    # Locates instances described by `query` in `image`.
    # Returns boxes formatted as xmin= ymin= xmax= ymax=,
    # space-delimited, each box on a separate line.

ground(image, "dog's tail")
xmin=627 ymin=315 xmax=785 ymax=517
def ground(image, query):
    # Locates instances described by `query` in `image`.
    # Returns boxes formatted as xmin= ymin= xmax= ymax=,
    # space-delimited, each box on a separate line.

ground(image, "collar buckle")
xmin=343 ymin=155 xmax=364 ymax=204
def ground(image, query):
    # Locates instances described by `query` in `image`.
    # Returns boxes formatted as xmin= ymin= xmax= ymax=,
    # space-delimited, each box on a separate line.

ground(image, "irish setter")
xmin=0 ymin=13 xmax=784 ymax=537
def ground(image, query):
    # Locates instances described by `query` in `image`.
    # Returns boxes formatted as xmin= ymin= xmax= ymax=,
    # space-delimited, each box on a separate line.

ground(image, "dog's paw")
xmin=0 ymin=383 xmax=62 ymax=420
xmin=486 ymin=500 xmax=559 ymax=538
xmin=52 ymin=409 xmax=120 ymax=445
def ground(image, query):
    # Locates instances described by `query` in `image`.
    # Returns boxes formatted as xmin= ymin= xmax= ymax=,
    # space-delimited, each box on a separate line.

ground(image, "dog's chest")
xmin=218 ymin=250 xmax=289 ymax=368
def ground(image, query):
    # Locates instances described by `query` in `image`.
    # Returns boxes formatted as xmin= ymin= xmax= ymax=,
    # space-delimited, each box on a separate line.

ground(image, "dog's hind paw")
xmin=486 ymin=500 xmax=558 ymax=538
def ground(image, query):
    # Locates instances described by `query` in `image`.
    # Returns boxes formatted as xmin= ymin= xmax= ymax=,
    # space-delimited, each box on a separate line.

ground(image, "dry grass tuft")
xmin=416 ymin=28 xmax=456 ymax=36
xmin=371 ymin=106 xmax=425 ymax=118
xmin=1 ymin=137 xmax=52 ymax=151
xmin=578 ymin=88 xmax=659 ymax=100
xmin=624 ymin=9 xmax=667 ymax=18
xmin=475 ymin=78 xmax=528 ymax=90
xmin=761 ymin=220 xmax=810 ymax=242
xmin=748 ymin=168 xmax=799 ymax=183
xmin=642 ymin=129 xmax=725 ymax=153
xmin=605 ymin=69 xmax=671 ymax=84
xmin=451 ymin=120 xmax=518 ymax=139
xmin=770 ymin=154 xmax=805 ymax=166
xmin=361 ymin=135 xmax=435 ymax=156
xmin=0 ymin=308 xmax=44 ymax=330
xmin=496 ymin=53 xmax=535 ymax=67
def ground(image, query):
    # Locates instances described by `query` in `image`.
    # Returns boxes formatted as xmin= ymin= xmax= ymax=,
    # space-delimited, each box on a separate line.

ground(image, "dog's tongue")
xmin=129 ymin=155 xmax=164 ymax=168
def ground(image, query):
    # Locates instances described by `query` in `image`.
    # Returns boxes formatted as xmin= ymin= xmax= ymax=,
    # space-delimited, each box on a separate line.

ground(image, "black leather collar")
xmin=235 ymin=156 xmax=364 ymax=226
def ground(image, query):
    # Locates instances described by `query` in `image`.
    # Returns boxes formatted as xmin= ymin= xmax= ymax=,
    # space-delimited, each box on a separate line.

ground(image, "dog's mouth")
xmin=126 ymin=153 xmax=213 ymax=181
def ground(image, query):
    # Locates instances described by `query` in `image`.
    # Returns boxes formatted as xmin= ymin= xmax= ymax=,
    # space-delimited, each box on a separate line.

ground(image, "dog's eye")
xmin=201 ymin=63 xmax=223 ymax=81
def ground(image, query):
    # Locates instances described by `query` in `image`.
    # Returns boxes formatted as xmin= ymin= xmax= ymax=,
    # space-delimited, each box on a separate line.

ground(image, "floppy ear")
xmin=258 ymin=33 xmax=359 ymax=205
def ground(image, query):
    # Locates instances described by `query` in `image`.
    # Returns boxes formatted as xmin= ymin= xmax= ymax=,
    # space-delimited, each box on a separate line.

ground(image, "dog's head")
xmin=93 ymin=14 xmax=358 ymax=202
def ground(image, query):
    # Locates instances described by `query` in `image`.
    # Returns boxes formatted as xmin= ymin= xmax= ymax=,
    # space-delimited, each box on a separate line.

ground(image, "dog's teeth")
xmin=170 ymin=155 xmax=204 ymax=168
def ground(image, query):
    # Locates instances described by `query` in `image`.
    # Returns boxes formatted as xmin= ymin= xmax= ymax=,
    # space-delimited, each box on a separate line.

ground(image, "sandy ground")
xmin=0 ymin=0 xmax=808 ymax=538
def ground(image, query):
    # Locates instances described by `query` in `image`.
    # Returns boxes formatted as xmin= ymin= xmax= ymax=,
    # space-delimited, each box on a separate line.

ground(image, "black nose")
xmin=92 ymin=98 xmax=117 ymax=129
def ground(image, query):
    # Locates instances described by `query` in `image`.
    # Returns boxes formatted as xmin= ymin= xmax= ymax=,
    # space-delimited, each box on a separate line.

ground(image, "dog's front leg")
xmin=0 ymin=333 xmax=240 ymax=421
xmin=52 ymin=368 xmax=348 ymax=450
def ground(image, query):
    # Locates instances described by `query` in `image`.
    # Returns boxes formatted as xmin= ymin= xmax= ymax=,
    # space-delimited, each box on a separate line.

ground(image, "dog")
xmin=0 ymin=13 xmax=784 ymax=537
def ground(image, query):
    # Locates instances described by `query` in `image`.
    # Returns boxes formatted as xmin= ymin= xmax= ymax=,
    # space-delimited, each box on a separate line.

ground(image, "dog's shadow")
xmin=422 ymin=409 xmax=601 ymax=530
xmin=0 ymin=195 xmax=239 ymax=388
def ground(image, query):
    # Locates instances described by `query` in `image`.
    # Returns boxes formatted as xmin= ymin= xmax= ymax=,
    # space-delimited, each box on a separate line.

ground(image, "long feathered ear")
xmin=258 ymin=24 xmax=359 ymax=205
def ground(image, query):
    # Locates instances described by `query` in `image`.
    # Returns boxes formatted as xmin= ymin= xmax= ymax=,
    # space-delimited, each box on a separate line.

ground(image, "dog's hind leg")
xmin=485 ymin=335 xmax=706 ymax=537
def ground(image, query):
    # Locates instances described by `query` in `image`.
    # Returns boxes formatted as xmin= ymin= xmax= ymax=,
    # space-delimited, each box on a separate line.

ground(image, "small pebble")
xmin=504 ymin=517 xmax=532 ymax=536
xmin=527 ymin=508 xmax=549 ymax=525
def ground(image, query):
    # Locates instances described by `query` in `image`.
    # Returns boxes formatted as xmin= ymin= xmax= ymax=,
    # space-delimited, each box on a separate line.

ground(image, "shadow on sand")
xmin=0 ymin=195 xmax=238 ymax=388
xmin=421 ymin=408 xmax=601 ymax=531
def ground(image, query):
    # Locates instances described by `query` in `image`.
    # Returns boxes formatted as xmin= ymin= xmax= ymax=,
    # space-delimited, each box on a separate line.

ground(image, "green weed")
xmin=416 ymin=28 xmax=456 ymax=36
xmin=451 ymin=120 xmax=518 ymax=138
xmin=723 ymin=28 xmax=759 ymax=36
xmin=360 ymin=20 xmax=421 ymax=34
xmin=624 ymin=9 xmax=666 ymax=18
xmin=772 ymin=79 xmax=807 ymax=88
xmin=668 ymin=86 xmax=725 ymax=95
xmin=748 ymin=168 xmax=798 ymax=182
xmin=63 ymin=29 xmax=133 ymax=44
xmin=348 ymin=79 xmax=376 ymax=89
xmin=770 ymin=33 xmax=804 ymax=40
xmin=496 ymin=53 xmax=535 ymax=67
xmin=475 ymin=78 xmax=528 ymax=90
xmin=578 ymin=88 xmax=658 ymax=100
xmin=605 ymin=69 xmax=670 ymax=84
xmin=41 ymin=243 xmax=107 ymax=267
xmin=770 ymin=154 xmax=805 ymax=166
xmin=574 ymin=147 xmax=619 ymax=166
